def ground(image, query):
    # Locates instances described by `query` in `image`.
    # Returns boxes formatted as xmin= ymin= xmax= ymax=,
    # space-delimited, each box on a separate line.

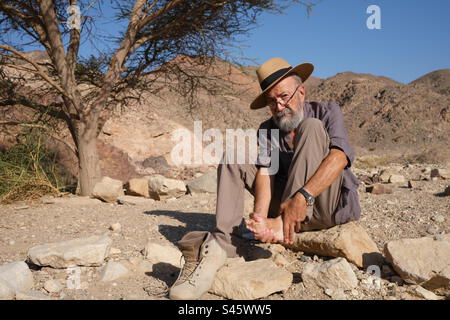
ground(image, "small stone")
xmin=109 ymin=223 xmax=122 ymax=232
xmin=273 ymin=254 xmax=289 ymax=267
xmin=431 ymin=215 xmax=445 ymax=223
xmin=14 ymin=205 xmax=29 ymax=210
xmin=44 ymin=279 xmax=63 ymax=293
xmin=422 ymin=167 xmax=431 ymax=175
xmin=445 ymin=186 xmax=450 ymax=196
xmin=142 ymin=242 xmax=182 ymax=267
xmin=366 ymin=184 xmax=393 ymax=195
xmin=147 ymin=175 xmax=186 ymax=200
xmin=125 ymin=178 xmax=150 ymax=198
xmin=302 ymin=258 xmax=358 ymax=291
xmin=93 ymin=176 xmax=124 ymax=203
xmin=431 ymin=168 xmax=450 ymax=179
xmin=186 ymin=170 xmax=217 ymax=194
xmin=268 ymin=244 xmax=287 ymax=254
xmin=426 ymin=225 xmax=439 ymax=235
xmin=100 ymin=261 xmax=129 ymax=282
xmin=299 ymin=255 xmax=312 ymax=263
xmin=414 ymin=286 xmax=440 ymax=300
xmin=8 ymin=240 xmax=15 ymax=246
xmin=408 ymin=180 xmax=419 ymax=189
xmin=109 ymin=248 xmax=122 ymax=255
xmin=324 ymin=288 xmax=347 ymax=300
xmin=350 ymin=289 xmax=359 ymax=297
xmin=389 ymin=174 xmax=406 ymax=184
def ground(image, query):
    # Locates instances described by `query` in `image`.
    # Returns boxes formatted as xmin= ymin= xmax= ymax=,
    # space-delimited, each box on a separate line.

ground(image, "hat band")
xmin=260 ymin=66 xmax=292 ymax=91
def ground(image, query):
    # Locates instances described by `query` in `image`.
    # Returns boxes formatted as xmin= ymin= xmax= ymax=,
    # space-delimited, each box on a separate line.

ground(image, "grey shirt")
xmin=256 ymin=101 xmax=361 ymax=225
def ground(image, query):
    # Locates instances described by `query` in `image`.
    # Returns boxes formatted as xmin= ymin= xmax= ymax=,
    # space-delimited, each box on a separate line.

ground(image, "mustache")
xmin=276 ymin=109 xmax=293 ymax=117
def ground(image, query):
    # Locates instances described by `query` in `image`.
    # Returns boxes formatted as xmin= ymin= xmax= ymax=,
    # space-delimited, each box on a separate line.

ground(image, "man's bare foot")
xmin=245 ymin=214 xmax=284 ymax=243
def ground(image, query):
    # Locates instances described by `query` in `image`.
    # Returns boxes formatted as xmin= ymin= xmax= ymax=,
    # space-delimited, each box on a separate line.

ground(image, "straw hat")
xmin=250 ymin=57 xmax=314 ymax=109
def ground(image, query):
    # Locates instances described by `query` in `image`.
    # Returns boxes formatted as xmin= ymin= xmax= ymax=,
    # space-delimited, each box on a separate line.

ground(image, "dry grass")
xmin=0 ymin=130 xmax=65 ymax=204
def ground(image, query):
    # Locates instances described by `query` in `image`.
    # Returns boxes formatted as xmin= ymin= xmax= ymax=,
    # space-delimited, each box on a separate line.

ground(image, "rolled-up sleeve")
xmin=322 ymin=102 xmax=355 ymax=167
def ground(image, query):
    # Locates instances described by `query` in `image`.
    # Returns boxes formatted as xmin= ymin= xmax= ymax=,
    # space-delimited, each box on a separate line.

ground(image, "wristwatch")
xmin=297 ymin=188 xmax=315 ymax=206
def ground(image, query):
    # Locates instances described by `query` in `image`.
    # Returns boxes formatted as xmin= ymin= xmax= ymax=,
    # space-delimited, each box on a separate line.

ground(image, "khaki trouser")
xmin=212 ymin=118 xmax=344 ymax=258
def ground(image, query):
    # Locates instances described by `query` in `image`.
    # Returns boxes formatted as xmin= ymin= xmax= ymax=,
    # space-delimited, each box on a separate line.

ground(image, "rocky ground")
xmin=0 ymin=162 xmax=449 ymax=300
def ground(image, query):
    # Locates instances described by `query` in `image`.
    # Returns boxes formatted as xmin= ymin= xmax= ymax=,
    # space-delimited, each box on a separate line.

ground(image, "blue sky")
xmin=8 ymin=0 xmax=449 ymax=84
xmin=233 ymin=0 xmax=450 ymax=83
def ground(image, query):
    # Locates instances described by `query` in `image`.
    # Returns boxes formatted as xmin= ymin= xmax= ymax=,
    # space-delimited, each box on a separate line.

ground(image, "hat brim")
xmin=250 ymin=63 xmax=314 ymax=110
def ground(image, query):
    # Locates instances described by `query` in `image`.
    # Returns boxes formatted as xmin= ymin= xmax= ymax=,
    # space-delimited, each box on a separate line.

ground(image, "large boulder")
xmin=147 ymin=175 xmax=186 ymax=200
xmin=93 ymin=176 xmax=124 ymax=203
xmin=286 ymin=222 xmax=383 ymax=268
xmin=27 ymin=235 xmax=113 ymax=268
xmin=301 ymin=258 xmax=358 ymax=291
xmin=384 ymin=235 xmax=450 ymax=285
xmin=186 ymin=170 xmax=217 ymax=194
xmin=0 ymin=261 xmax=34 ymax=294
xmin=210 ymin=259 xmax=292 ymax=300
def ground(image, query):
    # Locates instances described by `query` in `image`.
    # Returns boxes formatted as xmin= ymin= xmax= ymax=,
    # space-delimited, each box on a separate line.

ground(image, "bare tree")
xmin=0 ymin=0 xmax=317 ymax=195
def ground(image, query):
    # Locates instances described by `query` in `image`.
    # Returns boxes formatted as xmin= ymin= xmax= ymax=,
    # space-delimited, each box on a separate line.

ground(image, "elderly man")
xmin=169 ymin=57 xmax=361 ymax=300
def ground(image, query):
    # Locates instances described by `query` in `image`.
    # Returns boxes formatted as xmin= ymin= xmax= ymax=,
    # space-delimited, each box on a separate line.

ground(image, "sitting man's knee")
xmin=298 ymin=118 xmax=324 ymax=132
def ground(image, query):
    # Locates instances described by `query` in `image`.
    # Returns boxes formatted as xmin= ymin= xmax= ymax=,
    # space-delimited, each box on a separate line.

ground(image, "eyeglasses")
xmin=265 ymin=85 xmax=301 ymax=109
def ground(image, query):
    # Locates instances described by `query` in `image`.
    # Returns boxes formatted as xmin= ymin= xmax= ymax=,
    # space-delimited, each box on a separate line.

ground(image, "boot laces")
xmin=177 ymin=256 xmax=201 ymax=284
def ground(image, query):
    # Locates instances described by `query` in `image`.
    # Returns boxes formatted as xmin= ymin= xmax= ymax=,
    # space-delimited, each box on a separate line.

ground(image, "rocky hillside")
xmin=1 ymin=53 xmax=449 ymax=183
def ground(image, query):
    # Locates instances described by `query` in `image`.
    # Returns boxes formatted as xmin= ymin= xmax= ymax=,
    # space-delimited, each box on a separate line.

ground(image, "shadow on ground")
xmin=144 ymin=210 xmax=216 ymax=244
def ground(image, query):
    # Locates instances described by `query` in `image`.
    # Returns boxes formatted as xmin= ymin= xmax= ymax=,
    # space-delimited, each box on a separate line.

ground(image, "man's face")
xmin=265 ymin=76 xmax=305 ymax=132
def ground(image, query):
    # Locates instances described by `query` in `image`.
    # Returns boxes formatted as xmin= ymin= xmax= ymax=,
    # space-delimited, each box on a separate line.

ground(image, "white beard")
xmin=273 ymin=109 xmax=304 ymax=132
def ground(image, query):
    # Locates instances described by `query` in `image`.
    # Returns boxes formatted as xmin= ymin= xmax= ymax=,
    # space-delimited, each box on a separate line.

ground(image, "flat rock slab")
xmin=0 ymin=261 xmax=34 ymax=293
xmin=210 ymin=259 xmax=292 ymax=300
xmin=302 ymin=258 xmax=358 ymax=291
xmin=384 ymin=234 xmax=450 ymax=285
xmin=286 ymin=222 xmax=383 ymax=268
xmin=118 ymin=195 xmax=156 ymax=206
xmin=27 ymin=235 xmax=113 ymax=268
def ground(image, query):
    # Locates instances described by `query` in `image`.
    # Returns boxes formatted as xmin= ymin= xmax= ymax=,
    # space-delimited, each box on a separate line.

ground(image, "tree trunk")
xmin=76 ymin=122 xmax=101 ymax=196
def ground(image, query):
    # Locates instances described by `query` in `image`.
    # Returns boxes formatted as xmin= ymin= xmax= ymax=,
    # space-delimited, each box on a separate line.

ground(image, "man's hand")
xmin=280 ymin=193 xmax=308 ymax=244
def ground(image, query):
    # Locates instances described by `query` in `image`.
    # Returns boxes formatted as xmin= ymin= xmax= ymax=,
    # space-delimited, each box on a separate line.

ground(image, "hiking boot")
xmin=169 ymin=231 xmax=226 ymax=300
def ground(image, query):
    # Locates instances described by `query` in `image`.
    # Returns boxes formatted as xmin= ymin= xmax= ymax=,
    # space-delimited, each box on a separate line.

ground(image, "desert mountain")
xmin=1 ymin=53 xmax=449 ymax=183
xmin=410 ymin=69 xmax=450 ymax=96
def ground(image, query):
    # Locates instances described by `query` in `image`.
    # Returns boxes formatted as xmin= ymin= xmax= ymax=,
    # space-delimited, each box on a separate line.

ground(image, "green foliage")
xmin=0 ymin=129 xmax=68 ymax=203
